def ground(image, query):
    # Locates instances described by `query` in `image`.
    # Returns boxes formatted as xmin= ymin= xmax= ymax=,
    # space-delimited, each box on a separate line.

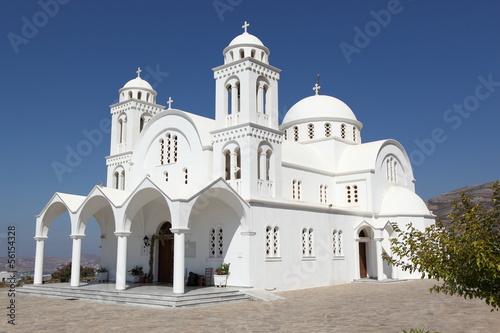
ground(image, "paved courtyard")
xmin=1 ymin=279 xmax=498 ymax=332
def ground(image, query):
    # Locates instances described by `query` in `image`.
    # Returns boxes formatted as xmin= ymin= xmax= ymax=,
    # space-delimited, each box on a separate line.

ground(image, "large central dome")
xmin=282 ymin=94 xmax=357 ymax=125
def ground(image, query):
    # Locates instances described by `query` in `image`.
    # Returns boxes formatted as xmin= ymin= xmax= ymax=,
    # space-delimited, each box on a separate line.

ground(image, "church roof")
xmin=282 ymin=95 xmax=358 ymax=126
xmin=282 ymin=140 xmax=328 ymax=171
xmin=228 ymin=32 xmax=264 ymax=47
xmin=379 ymin=186 xmax=430 ymax=216
xmin=122 ymin=76 xmax=153 ymax=90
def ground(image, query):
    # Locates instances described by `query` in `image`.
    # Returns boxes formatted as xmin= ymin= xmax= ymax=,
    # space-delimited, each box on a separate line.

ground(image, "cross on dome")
xmin=167 ymin=97 xmax=174 ymax=109
xmin=136 ymin=67 xmax=142 ymax=77
xmin=242 ymin=21 xmax=250 ymax=33
xmin=313 ymin=83 xmax=321 ymax=95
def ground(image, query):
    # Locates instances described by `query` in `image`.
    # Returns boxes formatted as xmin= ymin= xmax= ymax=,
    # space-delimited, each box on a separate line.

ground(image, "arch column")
xmin=70 ymin=234 xmax=85 ymax=287
xmin=259 ymin=151 xmax=266 ymax=180
xmin=231 ymin=84 xmax=239 ymax=114
xmin=115 ymin=231 xmax=131 ymax=290
xmin=374 ymin=237 xmax=384 ymax=281
xmin=257 ymin=83 xmax=265 ymax=114
xmin=231 ymin=152 xmax=238 ymax=180
xmin=33 ymin=236 xmax=48 ymax=285
xmin=171 ymin=228 xmax=188 ymax=294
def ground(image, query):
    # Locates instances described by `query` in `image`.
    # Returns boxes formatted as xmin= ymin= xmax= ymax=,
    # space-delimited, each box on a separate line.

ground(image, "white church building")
xmin=34 ymin=23 xmax=434 ymax=294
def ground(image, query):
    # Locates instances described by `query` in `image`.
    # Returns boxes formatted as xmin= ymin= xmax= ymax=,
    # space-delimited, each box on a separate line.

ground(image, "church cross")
xmin=313 ymin=83 xmax=321 ymax=95
xmin=242 ymin=21 xmax=250 ymax=33
xmin=136 ymin=67 xmax=142 ymax=77
xmin=167 ymin=97 xmax=174 ymax=109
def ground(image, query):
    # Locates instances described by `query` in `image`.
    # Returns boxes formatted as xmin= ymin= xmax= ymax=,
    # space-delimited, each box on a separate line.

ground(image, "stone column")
xmin=375 ymin=238 xmax=384 ymax=281
xmin=231 ymin=84 xmax=239 ymax=114
xmin=33 ymin=236 xmax=48 ymax=285
xmin=115 ymin=232 xmax=131 ymax=291
xmin=171 ymin=229 xmax=187 ymax=294
xmin=257 ymin=83 xmax=264 ymax=114
xmin=70 ymin=235 xmax=85 ymax=287
xmin=231 ymin=152 xmax=238 ymax=180
xmin=259 ymin=151 xmax=267 ymax=181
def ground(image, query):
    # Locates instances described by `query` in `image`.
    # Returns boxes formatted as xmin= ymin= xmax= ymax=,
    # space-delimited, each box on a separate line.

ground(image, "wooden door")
xmin=359 ymin=242 xmax=367 ymax=278
xmin=157 ymin=222 xmax=174 ymax=283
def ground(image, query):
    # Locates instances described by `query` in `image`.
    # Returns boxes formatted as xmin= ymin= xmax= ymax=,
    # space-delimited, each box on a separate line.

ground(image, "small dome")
xmin=379 ymin=186 xmax=431 ymax=216
xmin=228 ymin=32 xmax=264 ymax=47
xmin=122 ymin=76 xmax=153 ymax=90
xmin=282 ymin=95 xmax=357 ymax=125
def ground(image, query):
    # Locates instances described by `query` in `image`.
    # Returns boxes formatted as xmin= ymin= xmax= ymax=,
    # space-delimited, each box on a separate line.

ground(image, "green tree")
xmin=383 ymin=182 xmax=500 ymax=310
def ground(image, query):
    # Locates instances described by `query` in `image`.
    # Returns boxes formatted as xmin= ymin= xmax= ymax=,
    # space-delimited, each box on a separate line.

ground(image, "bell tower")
xmin=212 ymin=22 xmax=283 ymax=200
xmin=106 ymin=68 xmax=164 ymax=190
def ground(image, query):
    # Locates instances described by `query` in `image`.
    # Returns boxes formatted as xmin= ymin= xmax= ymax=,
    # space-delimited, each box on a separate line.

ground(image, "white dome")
xmin=282 ymin=95 xmax=357 ymax=125
xmin=122 ymin=76 xmax=153 ymax=90
xmin=379 ymin=186 xmax=431 ymax=216
xmin=228 ymin=32 xmax=264 ymax=47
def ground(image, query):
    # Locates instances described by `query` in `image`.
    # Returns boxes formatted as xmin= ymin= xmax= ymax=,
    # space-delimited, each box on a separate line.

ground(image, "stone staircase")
xmin=17 ymin=283 xmax=253 ymax=309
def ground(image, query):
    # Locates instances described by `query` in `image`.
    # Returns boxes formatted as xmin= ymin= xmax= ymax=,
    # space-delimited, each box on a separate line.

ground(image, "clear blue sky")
xmin=1 ymin=0 xmax=499 ymax=258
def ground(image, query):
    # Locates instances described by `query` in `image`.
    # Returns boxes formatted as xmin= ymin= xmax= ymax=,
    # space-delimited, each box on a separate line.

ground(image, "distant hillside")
xmin=0 ymin=254 xmax=100 ymax=275
xmin=425 ymin=182 xmax=497 ymax=225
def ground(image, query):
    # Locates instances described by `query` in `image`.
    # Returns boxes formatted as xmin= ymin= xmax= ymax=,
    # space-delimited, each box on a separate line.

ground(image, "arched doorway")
xmin=358 ymin=229 xmax=368 ymax=278
xmin=157 ymin=222 xmax=174 ymax=283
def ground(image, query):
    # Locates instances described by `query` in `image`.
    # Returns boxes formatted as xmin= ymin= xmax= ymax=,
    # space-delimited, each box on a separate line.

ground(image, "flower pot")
xmin=139 ymin=276 xmax=146 ymax=283
xmin=98 ymin=272 xmax=108 ymax=282
xmin=213 ymin=274 xmax=227 ymax=287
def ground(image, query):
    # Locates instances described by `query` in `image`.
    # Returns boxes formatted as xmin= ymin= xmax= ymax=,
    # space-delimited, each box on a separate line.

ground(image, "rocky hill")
xmin=0 ymin=254 xmax=100 ymax=275
xmin=425 ymin=181 xmax=497 ymax=225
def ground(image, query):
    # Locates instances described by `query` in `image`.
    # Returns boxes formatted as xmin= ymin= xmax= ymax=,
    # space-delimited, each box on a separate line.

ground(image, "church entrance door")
xmin=359 ymin=242 xmax=367 ymax=278
xmin=157 ymin=222 xmax=174 ymax=283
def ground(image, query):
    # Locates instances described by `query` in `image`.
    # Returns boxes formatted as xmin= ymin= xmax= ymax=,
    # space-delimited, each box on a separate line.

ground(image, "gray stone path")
xmin=1 ymin=279 xmax=499 ymax=332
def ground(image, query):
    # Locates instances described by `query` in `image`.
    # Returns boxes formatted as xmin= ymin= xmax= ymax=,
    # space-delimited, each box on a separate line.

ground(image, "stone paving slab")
xmin=1 ymin=279 xmax=499 ymax=332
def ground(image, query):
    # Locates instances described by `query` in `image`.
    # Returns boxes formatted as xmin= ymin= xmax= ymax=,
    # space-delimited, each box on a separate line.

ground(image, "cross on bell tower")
xmin=242 ymin=21 xmax=250 ymax=33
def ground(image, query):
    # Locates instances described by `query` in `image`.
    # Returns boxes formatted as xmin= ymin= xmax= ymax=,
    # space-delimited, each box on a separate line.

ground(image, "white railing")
xmin=256 ymin=113 xmax=269 ymax=126
xmin=229 ymin=179 xmax=241 ymax=194
xmin=258 ymin=180 xmax=274 ymax=197
xmin=226 ymin=114 xmax=239 ymax=127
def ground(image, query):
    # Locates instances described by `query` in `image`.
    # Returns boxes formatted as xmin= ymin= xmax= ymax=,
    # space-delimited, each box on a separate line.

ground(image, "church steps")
xmin=17 ymin=284 xmax=252 ymax=309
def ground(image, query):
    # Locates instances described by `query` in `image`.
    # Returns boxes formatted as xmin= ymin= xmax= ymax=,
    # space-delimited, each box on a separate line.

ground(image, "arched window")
xmin=251 ymin=49 xmax=256 ymax=58
xmin=258 ymin=145 xmax=273 ymax=181
xmin=333 ymin=229 xmax=343 ymax=256
xmin=120 ymin=170 xmax=125 ymax=190
xmin=184 ymin=168 xmax=188 ymax=184
xmin=146 ymin=93 xmax=150 ymax=102
xmin=297 ymin=181 xmax=302 ymax=200
xmin=235 ymin=147 xmax=241 ymax=179
xmin=353 ymin=126 xmax=357 ymax=142
xmin=386 ymin=156 xmax=398 ymax=182
xmin=118 ymin=115 xmax=127 ymax=144
xmin=138 ymin=91 xmax=142 ymax=100
xmin=173 ymin=135 xmax=178 ymax=163
xmin=302 ymin=228 xmax=314 ymax=257
xmin=209 ymin=226 xmax=224 ymax=258
xmin=320 ymin=185 xmax=327 ymax=203
xmin=114 ymin=172 xmax=119 ymax=190
xmin=341 ymin=124 xmax=346 ymax=139
xmin=325 ymin=123 xmax=331 ymax=137
xmin=230 ymin=51 xmax=234 ymax=62
xmin=307 ymin=124 xmax=314 ymax=139
xmin=159 ymin=139 xmax=165 ymax=165
xmin=128 ymin=91 xmax=132 ymax=99
xmin=239 ymin=48 xmax=244 ymax=59
xmin=293 ymin=126 xmax=299 ymax=141
xmin=292 ymin=180 xmax=296 ymax=199
xmin=346 ymin=185 xmax=359 ymax=204
xmin=265 ymin=225 xmax=280 ymax=257
xmin=224 ymin=150 xmax=231 ymax=180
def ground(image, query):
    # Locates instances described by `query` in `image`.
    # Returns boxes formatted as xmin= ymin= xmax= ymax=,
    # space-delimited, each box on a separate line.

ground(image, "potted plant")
xmin=97 ymin=266 xmax=108 ymax=282
xmin=128 ymin=265 xmax=144 ymax=283
xmin=213 ymin=263 xmax=230 ymax=287
xmin=143 ymin=272 xmax=153 ymax=283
